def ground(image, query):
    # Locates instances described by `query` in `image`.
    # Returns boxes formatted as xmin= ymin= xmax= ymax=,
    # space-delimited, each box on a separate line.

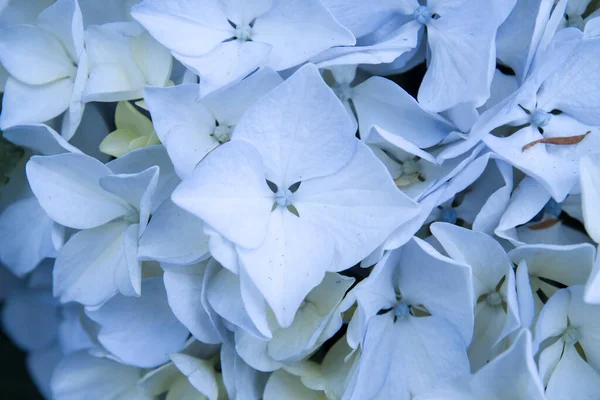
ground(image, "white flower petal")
xmin=3 ymin=124 xmax=80 ymax=156
xmin=131 ymin=0 xmax=232 ymax=56
xmin=0 ymin=76 xmax=72 ymax=130
xmin=264 ymin=370 xmax=324 ymax=400
xmin=233 ymin=63 xmax=356 ymax=187
xmin=172 ymin=140 xmax=274 ymax=249
xmin=53 ymin=221 xmax=129 ymax=305
xmin=144 ymin=83 xmax=218 ymax=179
xmin=51 ymin=352 xmax=147 ymax=400
xmin=26 ymin=153 xmax=131 ymax=229
xmin=252 ymin=0 xmax=355 ymax=71
xmin=176 ymin=40 xmax=272 ymax=96
xmin=580 ymin=154 xmax=600 ymax=244
xmin=295 ymin=141 xmax=420 ymax=269
xmin=139 ymin=199 xmax=210 ymax=265
xmin=87 ymin=277 xmax=189 ymax=368
xmin=0 ymin=197 xmax=56 ymax=276
xmin=163 ymin=262 xmax=223 ymax=344
xmin=353 ymin=76 xmax=454 ymax=147
xmin=170 ymin=353 xmax=219 ymax=400
xmin=546 ymin=344 xmax=600 ymax=400
xmin=0 ymin=24 xmax=75 ymax=85
xmin=2 ymin=289 xmax=59 ymax=351
xmin=238 ymin=207 xmax=334 ymax=328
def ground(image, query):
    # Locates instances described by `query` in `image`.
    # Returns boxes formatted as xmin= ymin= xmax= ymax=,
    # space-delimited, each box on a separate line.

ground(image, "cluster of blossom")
xmin=1 ymin=0 xmax=600 ymax=399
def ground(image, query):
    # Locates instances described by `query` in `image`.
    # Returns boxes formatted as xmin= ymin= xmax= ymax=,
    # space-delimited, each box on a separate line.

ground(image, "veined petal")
xmin=343 ymin=314 xmax=395 ymax=400
xmin=200 ymin=67 xmax=283 ymax=127
xmin=233 ymin=63 xmax=356 ymax=187
xmin=396 ymin=238 xmax=475 ymax=344
xmin=431 ymin=222 xmax=511 ymax=296
xmin=391 ymin=316 xmax=470 ymax=397
xmin=537 ymin=35 xmax=600 ymax=125
xmin=294 ymin=141 xmax=420 ymax=270
xmin=131 ymin=0 xmax=233 ymax=56
xmin=144 ymin=83 xmax=218 ymax=180
xmin=252 ymin=0 xmax=355 ymax=71
xmin=353 ymin=76 xmax=454 ymax=148
xmin=176 ymin=40 xmax=272 ymax=96
xmin=172 ymin=140 xmax=274 ymax=250
xmin=420 ymin=1 xmax=499 ymax=111
xmin=320 ymin=0 xmax=401 ymax=38
xmin=238 ymin=207 xmax=334 ymax=328
xmin=26 ymin=153 xmax=132 ymax=229
xmin=495 ymin=0 xmax=552 ymax=83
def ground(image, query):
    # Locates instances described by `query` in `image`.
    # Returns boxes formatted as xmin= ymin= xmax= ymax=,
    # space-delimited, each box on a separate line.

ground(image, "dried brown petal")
xmin=521 ymin=131 xmax=591 ymax=152
xmin=528 ymin=218 xmax=560 ymax=230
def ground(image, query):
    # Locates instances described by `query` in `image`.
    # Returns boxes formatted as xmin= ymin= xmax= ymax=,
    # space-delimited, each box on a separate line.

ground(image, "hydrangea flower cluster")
xmin=1 ymin=0 xmax=600 ymax=399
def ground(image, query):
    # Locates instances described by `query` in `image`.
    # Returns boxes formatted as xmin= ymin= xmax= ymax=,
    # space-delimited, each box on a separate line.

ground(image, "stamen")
xmin=235 ymin=25 xmax=252 ymax=41
xmin=211 ymin=124 xmax=233 ymax=144
xmin=562 ymin=327 xmax=581 ymax=345
xmin=486 ymin=292 xmax=503 ymax=307
xmin=275 ymin=188 xmax=292 ymax=207
xmin=532 ymin=110 xmax=551 ymax=127
xmin=413 ymin=5 xmax=431 ymax=24
xmin=394 ymin=303 xmax=411 ymax=319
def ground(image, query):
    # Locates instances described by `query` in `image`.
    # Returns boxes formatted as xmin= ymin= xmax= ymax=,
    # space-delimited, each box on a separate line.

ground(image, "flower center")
xmin=275 ymin=188 xmax=293 ymax=207
xmin=235 ymin=25 xmax=252 ymax=41
xmin=413 ymin=5 xmax=432 ymax=24
xmin=394 ymin=303 xmax=411 ymax=319
xmin=212 ymin=124 xmax=232 ymax=144
xmin=394 ymin=158 xmax=424 ymax=187
xmin=566 ymin=14 xmax=584 ymax=29
xmin=532 ymin=109 xmax=551 ymax=128
xmin=486 ymin=291 xmax=503 ymax=307
xmin=562 ymin=327 xmax=581 ymax=345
